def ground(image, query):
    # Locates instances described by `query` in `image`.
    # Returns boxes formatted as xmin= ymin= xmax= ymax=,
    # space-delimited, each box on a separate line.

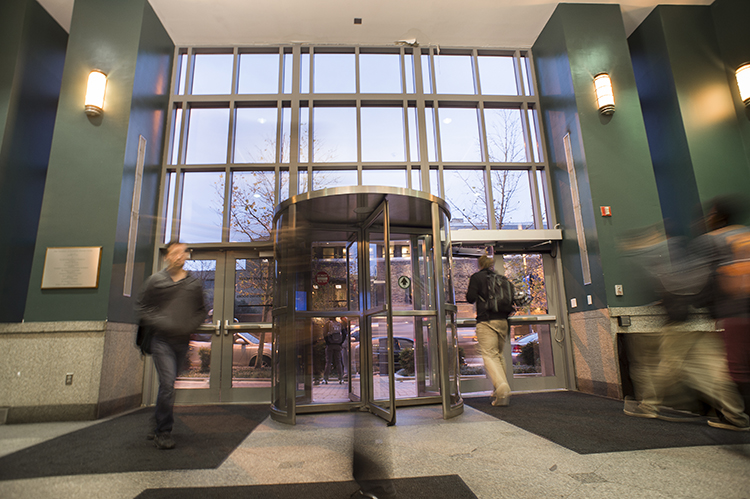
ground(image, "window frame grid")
xmin=158 ymin=45 xmax=553 ymax=246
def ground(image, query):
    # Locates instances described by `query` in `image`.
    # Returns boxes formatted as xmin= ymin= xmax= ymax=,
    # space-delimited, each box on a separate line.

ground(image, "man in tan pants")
xmin=466 ymin=255 xmax=515 ymax=407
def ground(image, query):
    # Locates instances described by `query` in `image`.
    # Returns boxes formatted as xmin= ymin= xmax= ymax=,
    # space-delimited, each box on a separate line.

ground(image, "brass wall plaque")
xmin=41 ymin=247 xmax=103 ymax=289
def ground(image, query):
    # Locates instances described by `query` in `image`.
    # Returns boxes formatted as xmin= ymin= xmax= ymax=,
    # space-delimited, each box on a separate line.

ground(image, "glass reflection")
xmin=234 ymin=108 xmax=278 ymax=163
xmin=191 ymin=54 xmax=233 ymax=94
xmin=179 ymin=172 xmax=224 ymax=243
xmin=360 ymin=54 xmax=401 ymax=93
xmin=361 ymin=107 xmax=406 ymax=162
xmin=477 ymin=56 xmax=518 ymax=95
xmin=185 ymin=108 xmax=229 ymax=164
xmin=438 ymin=108 xmax=482 ymax=162
xmin=434 ymin=55 xmax=475 ymax=94
xmin=238 ymin=53 xmax=280 ymax=94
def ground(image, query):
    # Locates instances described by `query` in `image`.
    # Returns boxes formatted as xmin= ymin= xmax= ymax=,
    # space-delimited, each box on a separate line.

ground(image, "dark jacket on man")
xmin=466 ymin=268 xmax=516 ymax=323
xmin=136 ymin=269 xmax=207 ymax=343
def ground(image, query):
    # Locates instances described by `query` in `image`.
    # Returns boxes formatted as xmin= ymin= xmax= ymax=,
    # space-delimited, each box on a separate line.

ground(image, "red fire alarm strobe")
xmin=600 ymin=206 xmax=612 ymax=217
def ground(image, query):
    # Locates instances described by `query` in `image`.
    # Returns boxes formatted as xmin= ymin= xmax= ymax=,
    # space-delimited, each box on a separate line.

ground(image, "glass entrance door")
xmin=453 ymin=249 xmax=570 ymax=394
xmin=171 ymin=250 xmax=273 ymax=404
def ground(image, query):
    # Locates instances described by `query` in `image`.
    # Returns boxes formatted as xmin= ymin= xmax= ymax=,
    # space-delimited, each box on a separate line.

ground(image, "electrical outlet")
xmin=65 ymin=373 xmax=73 ymax=385
xmin=615 ymin=285 xmax=624 ymax=296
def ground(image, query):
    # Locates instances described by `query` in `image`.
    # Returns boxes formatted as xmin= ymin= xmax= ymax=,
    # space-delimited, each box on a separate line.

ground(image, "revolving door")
xmin=271 ymin=187 xmax=463 ymax=425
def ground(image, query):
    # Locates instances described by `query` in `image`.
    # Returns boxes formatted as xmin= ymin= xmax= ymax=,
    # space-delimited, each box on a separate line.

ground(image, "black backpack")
xmin=326 ymin=321 xmax=344 ymax=344
xmin=485 ymin=271 xmax=515 ymax=314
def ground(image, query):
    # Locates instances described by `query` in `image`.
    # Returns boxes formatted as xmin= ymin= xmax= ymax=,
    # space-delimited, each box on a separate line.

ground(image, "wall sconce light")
xmin=593 ymin=73 xmax=615 ymax=115
xmin=84 ymin=70 xmax=107 ymax=117
xmin=736 ymin=63 xmax=750 ymax=107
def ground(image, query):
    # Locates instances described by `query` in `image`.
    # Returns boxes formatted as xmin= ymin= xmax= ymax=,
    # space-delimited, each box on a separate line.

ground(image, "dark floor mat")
xmin=466 ymin=391 xmax=750 ymax=454
xmin=0 ymin=404 xmax=269 ymax=481
xmin=135 ymin=475 xmax=477 ymax=499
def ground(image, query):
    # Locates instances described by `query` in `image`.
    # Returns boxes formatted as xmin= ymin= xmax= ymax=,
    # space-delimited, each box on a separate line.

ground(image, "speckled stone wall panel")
xmin=97 ymin=322 xmax=144 ymax=418
xmin=0 ymin=329 xmax=105 ymax=409
xmin=0 ymin=321 xmax=145 ymax=423
xmin=609 ymin=305 xmax=715 ymax=334
xmin=568 ymin=309 xmax=620 ymax=398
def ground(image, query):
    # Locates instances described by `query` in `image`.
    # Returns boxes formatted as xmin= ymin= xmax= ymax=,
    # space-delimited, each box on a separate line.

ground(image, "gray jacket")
xmin=135 ymin=269 xmax=207 ymax=343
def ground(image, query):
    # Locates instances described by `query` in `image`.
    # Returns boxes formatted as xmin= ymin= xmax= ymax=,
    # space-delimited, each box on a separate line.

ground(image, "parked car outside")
xmin=511 ymin=332 xmax=538 ymax=361
xmin=187 ymin=331 xmax=272 ymax=369
xmin=352 ymin=336 xmax=415 ymax=374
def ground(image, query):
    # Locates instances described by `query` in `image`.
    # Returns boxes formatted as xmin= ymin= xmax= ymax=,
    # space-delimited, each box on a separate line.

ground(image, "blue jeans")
xmin=151 ymin=336 xmax=189 ymax=434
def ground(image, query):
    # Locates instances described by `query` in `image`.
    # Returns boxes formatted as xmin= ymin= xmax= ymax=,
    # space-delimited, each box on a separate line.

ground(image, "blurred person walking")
xmin=136 ymin=241 xmax=207 ymax=449
xmin=620 ymin=208 xmax=749 ymax=432
xmin=693 ymin=196 xmax=750 ymax=427
xmin=466 ymin=254 xmax=518 ymax=407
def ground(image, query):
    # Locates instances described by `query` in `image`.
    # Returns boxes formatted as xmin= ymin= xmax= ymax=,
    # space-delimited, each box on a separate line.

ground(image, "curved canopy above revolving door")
xmin=271 ymin=186 xmax=463 ymax=425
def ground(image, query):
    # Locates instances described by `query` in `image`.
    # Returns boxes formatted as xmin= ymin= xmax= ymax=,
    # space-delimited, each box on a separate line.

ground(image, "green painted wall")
xmin=533 ymin=4 xmax=664 ymax=310
xmin=107 ymin=2 xmax=174 ymax=323
xmin=712 ymin=0 xmax=750 ymax=169
xmin=24 ymin=0 xmax=173 ymax=322
xmin=0 ymin=0 xmax=67 ymax=322
xmin=629 ymin=2 xmax=750 ymax=229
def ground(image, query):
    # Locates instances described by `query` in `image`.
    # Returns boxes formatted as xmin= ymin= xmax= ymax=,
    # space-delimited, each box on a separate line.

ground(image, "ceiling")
xmin=37 ymin=0 xmax=714 ymax=48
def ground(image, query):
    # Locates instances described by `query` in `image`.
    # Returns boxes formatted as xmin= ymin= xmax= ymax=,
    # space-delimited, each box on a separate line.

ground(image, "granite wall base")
xmin=0 ymin=321 xmax=143 ymax=423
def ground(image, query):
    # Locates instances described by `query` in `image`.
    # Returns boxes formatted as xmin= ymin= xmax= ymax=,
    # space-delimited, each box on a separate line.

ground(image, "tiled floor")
xmin=0 ymin=394 xmax=749 ymax=499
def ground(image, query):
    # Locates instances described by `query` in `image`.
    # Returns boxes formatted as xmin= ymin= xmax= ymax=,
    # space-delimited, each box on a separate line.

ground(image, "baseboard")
xmin=7 ymin=404 xmax=98 ymax=424
xmin=96 ymin=393 xmax=143 ymax=419
xmin=576 ymin=378 xmax=621 ymax=399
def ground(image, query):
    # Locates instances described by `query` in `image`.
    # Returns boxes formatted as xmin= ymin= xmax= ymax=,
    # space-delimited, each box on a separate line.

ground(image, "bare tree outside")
xmin=503 ymin=253 xmax=547 ymax=315
xmin=213 ymin=124 xmax=339 ymax=242
xmin=487 ymin=109 xmax=527 ymax=229
xmin=444 ymin=169 xmax=489 ymax=229
xmin=445 ymin=108 xmax=530 ymax=230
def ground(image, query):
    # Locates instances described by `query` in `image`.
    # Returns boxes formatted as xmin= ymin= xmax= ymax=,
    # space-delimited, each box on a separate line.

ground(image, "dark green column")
xmin=24 ymin=0 xmax=174 ymax=322
xmin=629 ymin=2 xmax=750 ymax=230
xmin=533 ymin=4 xmax=665 ymax=399
xmin=533 ymin=3 xmax=664 ymax=310
xmin=0 ymin=0 xmax=67 ymax=322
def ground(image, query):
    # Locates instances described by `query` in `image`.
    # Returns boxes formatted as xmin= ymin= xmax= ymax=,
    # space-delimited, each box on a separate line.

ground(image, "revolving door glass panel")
xmin=294 ymin=233 xmax=360 ymax=407
xmin=364 ymin=203 xmax=396 ymax=424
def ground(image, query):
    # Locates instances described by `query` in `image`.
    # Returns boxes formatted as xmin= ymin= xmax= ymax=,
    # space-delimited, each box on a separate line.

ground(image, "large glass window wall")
xmin=161 ymin=46 xmax=551 ymax=243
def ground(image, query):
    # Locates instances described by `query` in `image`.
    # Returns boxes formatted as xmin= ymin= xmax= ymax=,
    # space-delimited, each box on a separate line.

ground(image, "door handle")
xmin=214 ymin=320 xmax=221 ymax=336
xmin=224 ymin=319 xmax=231 ymax=335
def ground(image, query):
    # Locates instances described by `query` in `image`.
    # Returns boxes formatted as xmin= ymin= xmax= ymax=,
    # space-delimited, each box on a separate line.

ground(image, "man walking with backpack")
xmin=323 ymin=317 xmax=346 ymax=384
xmin=466 ymin=254 xmax=517 ymax=407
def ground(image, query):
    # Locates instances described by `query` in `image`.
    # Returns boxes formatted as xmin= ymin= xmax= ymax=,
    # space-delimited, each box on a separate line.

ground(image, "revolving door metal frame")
xmin=270 ymin=187 xmax=463 ymax=425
